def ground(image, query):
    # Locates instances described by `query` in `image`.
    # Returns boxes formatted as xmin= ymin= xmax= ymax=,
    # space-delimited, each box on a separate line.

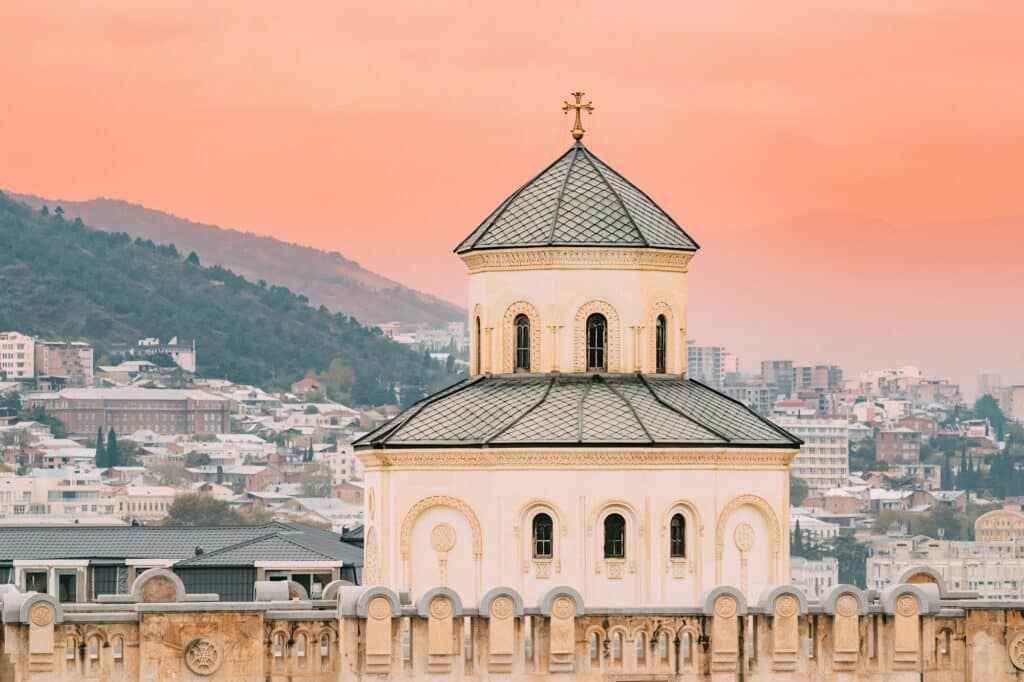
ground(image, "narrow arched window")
xmin=474 ymin=316 xmax=481 ymax=374
xmin=655 ymin=314 xmax=667 ymax=373
xmin=515 ymin=314 xmax=530 ymax=371
xmin=586 ymin=314 xmax=607 ymax=371
xmin=670 ymin=513 xmax=686 ymax=558
xmin=532 ymin=512 xmax=553 ymax=558
xmin=604 ymin=513 xmax=626 ymax=558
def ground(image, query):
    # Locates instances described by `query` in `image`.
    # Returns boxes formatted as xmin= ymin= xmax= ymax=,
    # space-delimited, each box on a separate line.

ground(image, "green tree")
xmin=95 ymin=427 xmax=107 ymax=468
xmin=791 ymin=519 xmax=804 ymax=556
xmin=54 ymin=205 xmax=64 ymax=220
xmin=185 ymin=251 xmax=201 ymax=266
xmin=974 ymin=395 xmax=1007 ymax=439
xmin=790 ymin=475 xmax=810 ymax=506
xmin=164 ymin=494 xmax=245 ymax=526
xmin=184 ymin=451 xmax=212 ymax=467
xmin=941 ymin=451 xmax=953 ymax=490
xmin=299 ymin=461 xmax=333 ymax=497
xmin=106 ymin=428 xmax=121 ymax=467
xmin=820 ymin=534 xmax=868 ymax=587
xmin=446 ymin=354 xmax=455 ymax=374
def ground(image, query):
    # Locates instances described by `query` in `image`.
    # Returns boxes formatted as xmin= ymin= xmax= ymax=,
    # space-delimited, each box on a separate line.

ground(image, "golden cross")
xmin=562 ymin=92 xmax=594 ymax=141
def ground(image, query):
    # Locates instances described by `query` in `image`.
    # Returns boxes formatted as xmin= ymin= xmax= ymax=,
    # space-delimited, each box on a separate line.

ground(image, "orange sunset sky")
xmin=2 ymin=1 xmax=1023 ymax=394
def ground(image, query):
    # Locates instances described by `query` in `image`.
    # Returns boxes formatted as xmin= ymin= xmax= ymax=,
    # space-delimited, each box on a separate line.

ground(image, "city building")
xmin=875 ymin=427 xmax=921 ymax=464
xmin=0 ymin=331 xmax=35 ymax=380
xmin=0 ymin=468 xmax=111 ymax=519
xmin=997 ymin=385 xmax=1024 ymax=422
xmin=760 ymin=359 xmax=794 ymax=398
xmin=721 ymin=375 xmax=774 ymax=415
xmin=23 ymin=387 xmax=232 ymax=437
xmin=774 ymin=416 xmax=849 ymax=493
xmin=792 ymin=364 xmax=843 ymax=393
xmin=114 ymin=485 xmax=180 ymax=524
xmin=896 ymin=415 xmax=939 ymax=440
xmin=132 ymin=337 xmax=197 ymax=373
xmin=34 ymin=340 xmax=94 ymax=386
xmin=978 ymin=372 xmax=1002 ymax=398
xmin=685 ymin=341 xmax=732 ymax=388
xmin=790 ymin=556 xmax=839 ymax=597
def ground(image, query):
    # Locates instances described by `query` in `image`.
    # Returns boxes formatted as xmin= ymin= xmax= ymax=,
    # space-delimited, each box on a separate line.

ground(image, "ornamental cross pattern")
xmin=562 ymin=92 xmax=594 ymax=141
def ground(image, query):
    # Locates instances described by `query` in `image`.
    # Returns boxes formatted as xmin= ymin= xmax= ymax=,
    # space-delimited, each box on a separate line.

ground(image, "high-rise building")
xmin=761 ymin=360 xmax=794 ymax=398
xmin=792 ymin=364 xmax=843 ymax=393
xmin=686 ymin=341 xmax=731 ymax=388
xmin=774 ymin=416 xmax=850 ymax=493
xmin=978 ymin=373 xmax=1002 ymax=398
xmin=34 ymin=340 xmax=94 ymax=386
xmin=0 ymin=332 xmax=35 ymax=380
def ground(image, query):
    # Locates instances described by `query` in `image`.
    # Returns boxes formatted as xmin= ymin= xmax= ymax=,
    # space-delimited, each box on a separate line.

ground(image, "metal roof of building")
xmin=354 ymin=373 xmax=800 ymax=449
xmin=174 ymin=530 xmax=360 ymax=566
xmin=455 ymin=142 xmax=698 ymax=253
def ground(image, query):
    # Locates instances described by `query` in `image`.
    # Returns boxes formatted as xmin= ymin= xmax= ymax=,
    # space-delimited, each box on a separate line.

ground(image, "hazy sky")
xmin=2 ymin=1 xmax=1022 ymax=393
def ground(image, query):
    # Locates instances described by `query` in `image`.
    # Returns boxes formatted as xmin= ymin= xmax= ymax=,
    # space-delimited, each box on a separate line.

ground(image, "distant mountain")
xmin=10 ymin=193 xmax=464 ymax=327
xmin=0 ymin=192 xmax=456 ymax=404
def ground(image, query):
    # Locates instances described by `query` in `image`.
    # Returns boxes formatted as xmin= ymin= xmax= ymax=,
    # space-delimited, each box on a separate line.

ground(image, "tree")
xmin=185 ymin=251 xmax=201 ymax=266
xmin=790 ymin=475 xmax=810 ymax=506
xmin=106 ymin=428 xmax=121 ymax=468
xmin=820 ymin=534 xmax=868 ymax=587
xmin=95 ymin=428 xmax=107 ymax=468
xmin=446 ymin=354 xmax=455 ymax=374
xmin=941 ymin=452 xmax=953 ymax=490
xmin=792 ymin=519 xmax=804 ymax=556
xmin=54 ymin=205 xmax=64 ymax=220
xmin=184 ymin=452 xmax=212 ymax=467
xmin=164 ymin=494 xmax=244 ymax=526
xmin=974 ymin=395 xmax=1007 ymax=439
xmin=150 ymin=462 xmax=188 ymax=486
xmin=300 ymin=461 xmax=333 ymax=497
xmin=304 ymin=404 xmax=319 ymax=415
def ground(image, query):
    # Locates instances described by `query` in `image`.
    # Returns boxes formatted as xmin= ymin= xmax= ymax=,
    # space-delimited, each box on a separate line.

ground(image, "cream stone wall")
xmin=361 ymin=447 xmax=792 ymax=607
xmin=463 ymin=247 xmax=692 ymax=375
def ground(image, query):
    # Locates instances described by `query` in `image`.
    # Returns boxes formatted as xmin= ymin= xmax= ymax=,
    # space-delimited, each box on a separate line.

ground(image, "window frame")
xmin=586 ymin=314 xmax=608 ymax=372
xmin=532 ymin=512 xmax=553 ymax=559
xmin=603 ymin=513 xmax=626 ymax=559
xmin=514 ymin=314 xmax=531 ymax=372
xmin=655 ymin=314 xmax=667 ymax=373
xmin=670 ymin=513 xmax=686 ymax=558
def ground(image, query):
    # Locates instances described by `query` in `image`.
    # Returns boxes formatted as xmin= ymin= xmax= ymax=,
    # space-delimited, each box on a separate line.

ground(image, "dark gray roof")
xmin=175 ymin=531 xmax=361 ymax=567
xmin=354 ymin=373 xmax=800 ymax=449
xmin=0 ymin=521 xmax=362 ymax=565
xmin=455 ymin=143 xmax=698 ymax=253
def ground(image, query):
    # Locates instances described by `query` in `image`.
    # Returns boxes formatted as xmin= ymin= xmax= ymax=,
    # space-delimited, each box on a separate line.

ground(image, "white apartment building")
xmin=0 ymin=332 xmax=34 ymax=380
xmin=790 ymin=556 xmax=839 ymax=598
xmin=775 ymin=416 xmax=850 ymax=493
xmin=0 ymin=468 xmax=113 ymax=519
xmin=686 ymin=341 xmax=733 ymax=388
xmin=321 ymin=441 xmax=364 ymax=484
xmin=791 ymin=512 xmax=841 ymax=541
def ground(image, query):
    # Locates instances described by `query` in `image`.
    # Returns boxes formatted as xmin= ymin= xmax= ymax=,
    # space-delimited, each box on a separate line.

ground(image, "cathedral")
xmin=355 ymin=95 xmax=802 ymax=609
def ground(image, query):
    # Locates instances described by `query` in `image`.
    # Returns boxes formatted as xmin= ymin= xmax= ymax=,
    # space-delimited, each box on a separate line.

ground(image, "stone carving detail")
xmin=461 ymin=247 xmax=694 ymax=273
xmin=363 ymin=526 xmax=380 ymax=585
xmin=534 ymin=560 xmax=551 ymax=579
xmin=430 ymin=524 xmax=456 ymax=552
xmin=368 ymin=597 xmax=392 ymax=620
xmin=715 ymin=494 xmax=782 ymax=588
xmin=368 ymin=487 xmax=375 ymax=521
xmin=140 ymin=576 xmax=177 ymax=603
xmin=400 ymin=496 xmax=482 ymax=560
xmin=501 ymin=300 xmax=542 ymax=373
xmin=775 ymin=595 xmax=798 ymax=618
xmin=606 ymin=561 xmax=624 ymax=579
xmin=184 ymin=638 xmax=222 ymax=676
xmin=835 ymin=594 xmax=859 ymax=618
xmin=734 ymin=523 xmax=755 ymax=551
xmin=491 ymin=596 xmax=514 ymax=620
xmin=896 ymin=594 xmax=919 ymax=617
xmin=572 ymin=300 xmax=621 ymax=372
xmin=551 ymin=596 xmax=574 ymax=619
xmin=29 ymin=604 xmax=53 ymax=627
xmin=429 ymin=597 xmax=453 ymax=620
xmin=376 ymin=449 xmax=793 ymax=468
xmin=1009 ymin=633 xmax=1024 ymax=671
xmin=714 ymin=595 xmax=738 ymax=619
xmin=646 ymin=300 xmax=675 ymax=372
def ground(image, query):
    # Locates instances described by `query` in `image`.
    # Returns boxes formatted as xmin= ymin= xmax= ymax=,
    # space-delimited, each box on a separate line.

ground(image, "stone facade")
xmin=4 ymin=568 xmax=1024 ymax=680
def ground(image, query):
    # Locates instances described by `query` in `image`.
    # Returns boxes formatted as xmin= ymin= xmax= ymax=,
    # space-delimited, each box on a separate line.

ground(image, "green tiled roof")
xmin=455 ymin=143 xmax=698 ymax=253
xmin=354 ymin=374 xmax=800 ymax=449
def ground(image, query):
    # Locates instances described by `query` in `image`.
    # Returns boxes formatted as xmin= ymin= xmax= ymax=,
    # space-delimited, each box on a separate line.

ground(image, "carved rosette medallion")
xmin=183 ymin=638 xmax=222 ymax=676
xmin=775 ymin=595 xmax=798 ymax=618
xmin=430 ymin=524 xmax=456 ymax=553
xmin=491 ymin=596 xmax=514 ymax=620
xmin=895 ymin=594 xmax=919 ymax=617
xmin=551 ymin=596 xmax=574 ymax=620
xmin=733 ymin=523 xmax=755 ymax=551
xmin=835 ymin=595 xmax=859 ymax=618
xmin=367 ymin=597 xmax=392 ymax=620
xmin=1009 ymin=633 xmax=1024 ymax=671
xmin=429 ymin=597 xmax=453 ymax=620
xmin=714 ymin=595 xmax=738 ymax=619
xmin=29 ymin=604 xmax=53 ymax=627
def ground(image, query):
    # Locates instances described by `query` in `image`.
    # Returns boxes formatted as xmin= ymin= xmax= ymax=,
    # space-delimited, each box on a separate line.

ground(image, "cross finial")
xmin=562 ymin=92 xmax=594 ymax=141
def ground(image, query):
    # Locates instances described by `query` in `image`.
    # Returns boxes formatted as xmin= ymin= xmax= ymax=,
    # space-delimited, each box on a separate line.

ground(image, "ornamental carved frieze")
xmin=1009 ymin=632 xmax=1024 ymax=671
xmin=363 ymin=526 xmax=380 ymax=585
xmin=183 ymin=638 xmax=222 ymax=676
xmin=460 ymin=247 xmax=693 ymax=273
xmin=399 ymin=495 xmax=482 ymax=560
xmin=715 ymin=494 xmax=781 ymax=560
xmin=895 ymin=594 xmax=920 ymax=618
xmin=29 ymin=603 xmax=54 ymax=627
xmin=572 ymin=300 xmax=621 ymax=372
xmin=370 ymin=448 xmax=795 ymax=469
xmin=501 ymin=300 xmax=542 ymax=373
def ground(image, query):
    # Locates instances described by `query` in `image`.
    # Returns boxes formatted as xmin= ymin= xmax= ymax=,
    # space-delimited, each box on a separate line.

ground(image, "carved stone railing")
xmin=2 ymin=570 xmax=1023 ymax=680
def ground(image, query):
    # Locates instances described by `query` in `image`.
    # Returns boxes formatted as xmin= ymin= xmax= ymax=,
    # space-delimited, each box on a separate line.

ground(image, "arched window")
xmin=586 ymin=314 xmax=607 ymax=371
xmin=295 ymin=633 xmax=307 ymax=658
xmin=474 ymin=316 xmax=481 ymax=374
xmin=655 ymin=314 xmax=667 ymax=373
xmin=604 ymin=513 xmax=626 ymax=558
xmin=670 ymin=513 xmax=686 ymax=558
xmin=112 ymin=636 xmax=124 ymax=662
xmin=532 ymin=512 xmax=553 ymax=558
xmin=514 ymin=314 xmax=530 ymax=372
xmin=636 ymin=632 xmax=647 ymax=661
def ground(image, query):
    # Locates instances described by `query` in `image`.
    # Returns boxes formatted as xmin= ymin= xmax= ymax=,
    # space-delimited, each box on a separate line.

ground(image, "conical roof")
xmin=455 ymin=142 xmax=698 ymax=254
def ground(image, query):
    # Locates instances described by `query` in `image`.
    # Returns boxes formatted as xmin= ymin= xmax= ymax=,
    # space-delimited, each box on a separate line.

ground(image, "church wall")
xmin=363 ymin=448 xmax=791 ymax=608
xmin=465 ymin=255 xmax=688 ymax=374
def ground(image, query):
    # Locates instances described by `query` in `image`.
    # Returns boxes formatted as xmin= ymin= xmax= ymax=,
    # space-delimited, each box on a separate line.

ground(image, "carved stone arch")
xmin=647 ymin=300 xmax=676 ymax=373
xmin=363 ymin=526 xmax=380 ymax=585
xmin=715 ymin=494 xmax=781 ymax=584
xmin=661 ymin=500 xmax=703 ymax=571
xmin=470 ymin=304 xmax=483 ymax=374
xmin=573 ymin=299 xmax=621 ymax=372
xmin=82 ymin=626 xmax=109 ymax=647
xmin=517 ymin=498 xmax=569 ymax=538
xmin=501 ymin=300 xmax=542 ymax=373
xmin=400 ymin=495 xmax=483 ymax=560
xmin=517 ymin=498 xmax=568 ymax=579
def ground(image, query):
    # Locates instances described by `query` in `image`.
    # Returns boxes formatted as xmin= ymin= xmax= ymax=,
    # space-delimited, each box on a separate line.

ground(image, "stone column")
xmin=710 ymin=594 xmax=740 ymax=675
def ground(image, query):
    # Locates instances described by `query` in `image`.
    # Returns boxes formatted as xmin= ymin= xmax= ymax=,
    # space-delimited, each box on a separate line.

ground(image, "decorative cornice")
xmin=359 ymin=447 xmax=796 ymax=469
xmin=460 ymin=247 xmax=694 ymax=274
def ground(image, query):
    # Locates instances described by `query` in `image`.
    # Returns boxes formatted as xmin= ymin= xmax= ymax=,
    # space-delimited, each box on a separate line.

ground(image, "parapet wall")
xmin=3 ymin=570 xmax=1024 ymax=680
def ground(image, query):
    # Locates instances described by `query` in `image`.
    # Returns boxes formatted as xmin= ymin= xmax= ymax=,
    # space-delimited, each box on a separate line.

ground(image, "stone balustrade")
xmin=3 ymin=569 xmax=1024 ymax=680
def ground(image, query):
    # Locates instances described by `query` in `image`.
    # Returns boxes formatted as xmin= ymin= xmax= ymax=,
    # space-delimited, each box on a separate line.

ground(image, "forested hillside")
xmin=0 ymin=192 xmax=454 ymax=405
xmin=11 ymin=193 xmax=464 ymax=326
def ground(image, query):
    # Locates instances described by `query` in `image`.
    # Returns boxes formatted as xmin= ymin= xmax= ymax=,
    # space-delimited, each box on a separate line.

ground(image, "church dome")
xmin=455 ymin=142 xmax=699 ymax=254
